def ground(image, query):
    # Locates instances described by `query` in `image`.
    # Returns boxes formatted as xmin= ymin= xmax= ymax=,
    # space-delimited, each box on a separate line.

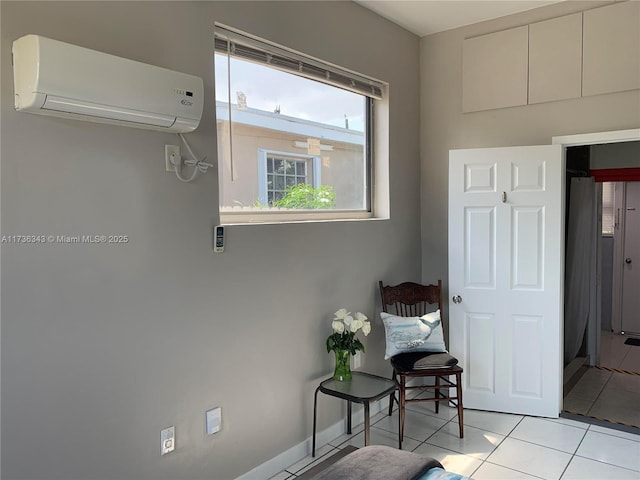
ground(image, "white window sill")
xmin=219 ymin=209 xmax=387 ymax=226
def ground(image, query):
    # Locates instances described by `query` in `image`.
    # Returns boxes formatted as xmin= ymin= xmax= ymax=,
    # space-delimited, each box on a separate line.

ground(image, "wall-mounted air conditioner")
xmin=12 ymin=35 xmax=204 ymax=133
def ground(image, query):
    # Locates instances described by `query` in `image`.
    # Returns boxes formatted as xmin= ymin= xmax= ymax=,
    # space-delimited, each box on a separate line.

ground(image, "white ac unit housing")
xmin=12 ymin=35 xmax=204 ymax=133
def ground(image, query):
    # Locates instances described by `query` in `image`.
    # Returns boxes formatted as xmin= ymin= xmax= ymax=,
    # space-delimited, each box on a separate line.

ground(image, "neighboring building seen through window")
xmin=214 ymin=25 xmax=383 ymax=222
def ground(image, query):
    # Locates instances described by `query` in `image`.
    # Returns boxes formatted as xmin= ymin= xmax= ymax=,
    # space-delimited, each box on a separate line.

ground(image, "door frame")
xmin=552 ymin=129 xmax=640 ymax=148
xmin=612 ymin=182 xmax=627 ymax=334
xmin=552 ymin=129 xmax=640 ymax=369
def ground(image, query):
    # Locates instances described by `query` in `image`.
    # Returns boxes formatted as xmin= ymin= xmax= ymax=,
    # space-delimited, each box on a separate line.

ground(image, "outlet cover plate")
xmin=165 ymin=145 xmax=181 ymax=172
xmin=206 ymin=407 xmax=221 ymax=435
xmin=161 ymin=426 xmax=175 ymax=455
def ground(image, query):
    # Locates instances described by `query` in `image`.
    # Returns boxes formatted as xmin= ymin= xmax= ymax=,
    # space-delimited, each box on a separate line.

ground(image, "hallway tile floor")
xmin=564 ymin=332 xmax=640 ymax=427
xmin=600 ymin=331 xmax=640 ymax=372
xmin=269 ymin=403 xmax=640 ymax=479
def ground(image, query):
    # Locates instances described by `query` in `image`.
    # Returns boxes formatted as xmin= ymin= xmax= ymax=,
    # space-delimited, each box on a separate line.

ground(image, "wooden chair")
xmin=379 ymin=281 xmax=464 ymax=441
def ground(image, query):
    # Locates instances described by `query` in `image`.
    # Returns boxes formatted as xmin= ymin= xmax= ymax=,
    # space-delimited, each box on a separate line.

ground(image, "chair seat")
xmin=391 ymin=351 xmax=459 ymax=372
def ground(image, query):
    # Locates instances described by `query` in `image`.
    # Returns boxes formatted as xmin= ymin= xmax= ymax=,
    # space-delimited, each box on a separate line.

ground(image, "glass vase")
xmin=333 ymin=349 xmax=352 ymax=381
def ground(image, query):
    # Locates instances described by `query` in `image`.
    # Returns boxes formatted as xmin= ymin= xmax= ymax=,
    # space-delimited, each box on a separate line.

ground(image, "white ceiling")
xmin=355 ymin=1 xmax=562 ymax=37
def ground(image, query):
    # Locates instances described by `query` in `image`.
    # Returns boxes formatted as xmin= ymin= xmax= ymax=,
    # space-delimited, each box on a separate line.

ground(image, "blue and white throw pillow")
xmin=381 ymin=310 xmax=447 ymax=359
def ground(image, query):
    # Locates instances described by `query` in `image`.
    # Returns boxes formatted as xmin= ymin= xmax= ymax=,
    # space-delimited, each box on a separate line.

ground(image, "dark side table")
xmin=312 ymin=371 xmax=400 ymax=456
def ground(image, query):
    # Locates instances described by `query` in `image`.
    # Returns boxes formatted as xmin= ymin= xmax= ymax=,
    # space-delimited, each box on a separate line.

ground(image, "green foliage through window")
xmin=272 ymin=184 xmax=336 ymax=209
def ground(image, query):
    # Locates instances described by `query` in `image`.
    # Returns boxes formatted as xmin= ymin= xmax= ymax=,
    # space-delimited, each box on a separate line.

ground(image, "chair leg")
xmin=435 ymin=376 xmax=440 ymax=414
xmin=388 ymin=370 xmax=396 ymax=416
xmin=399 ymin=375 xmax=406 ymax=443
xmin=455 ymin=371 xmax=464 ymax=438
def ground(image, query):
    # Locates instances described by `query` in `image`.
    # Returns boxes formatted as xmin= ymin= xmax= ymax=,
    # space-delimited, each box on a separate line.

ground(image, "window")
xmin=214 ymin=24 xmax=385 ymax=223
xmin=258 ymin=150 xmax=320 ymax=206
xmin=602 ymin=182 xmax=614 ymax=235
xmin=265 ymin=154 xmax=310 ymax=205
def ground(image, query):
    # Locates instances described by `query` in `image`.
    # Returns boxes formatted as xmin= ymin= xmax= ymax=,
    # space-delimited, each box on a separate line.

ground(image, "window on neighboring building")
xmin=266 ymin=154 xmax=309 ymax=205
xmin=258 ymin=150 xmax=320 ymax=206
xmin=214 ymin=24 xmax=384 ymax=223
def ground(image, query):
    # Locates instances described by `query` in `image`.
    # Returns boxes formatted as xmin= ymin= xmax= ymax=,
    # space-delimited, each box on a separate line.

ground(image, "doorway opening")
xmin=562 ymin=140 xmax=640 ymax=431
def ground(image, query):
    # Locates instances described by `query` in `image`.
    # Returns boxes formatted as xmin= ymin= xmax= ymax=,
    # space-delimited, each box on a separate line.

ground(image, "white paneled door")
xmin=448 ymin=146 xmax=563 ymax=417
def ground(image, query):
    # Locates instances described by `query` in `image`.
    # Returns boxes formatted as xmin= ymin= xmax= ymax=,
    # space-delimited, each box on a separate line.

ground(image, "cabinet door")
xmin=529 ymin=13 xmax=582 ymax=104
xmin=583 ymin=1 xmax=640 ymax=96
xmin=463 ymin=26 xmax=528 ymax=113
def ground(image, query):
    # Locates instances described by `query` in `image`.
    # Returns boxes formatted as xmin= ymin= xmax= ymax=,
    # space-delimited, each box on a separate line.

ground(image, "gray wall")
xmin=1 ymin=2 xmax=420 ymax=479
xmin=419 ymin=1 xmax=640 ymax=302
xmin=591 ymin=141 xmax=640 ymax=169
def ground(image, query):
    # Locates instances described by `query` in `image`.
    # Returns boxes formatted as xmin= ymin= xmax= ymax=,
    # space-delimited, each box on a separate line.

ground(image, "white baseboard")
xmin=235 ymin=396 xmax=389 ymax=480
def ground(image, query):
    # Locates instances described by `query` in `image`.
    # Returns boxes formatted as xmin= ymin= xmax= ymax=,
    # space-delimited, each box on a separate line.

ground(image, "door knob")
xmin=626 ymin=258 xmax=632 ymax=264
xmin=452 ymin=295 xmax=462 ymax=304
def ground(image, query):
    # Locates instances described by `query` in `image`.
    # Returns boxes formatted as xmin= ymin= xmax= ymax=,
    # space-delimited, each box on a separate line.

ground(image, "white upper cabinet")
xmin=462 ymin=2 xmax=639 ymax=112
xmin=529 ymin=13 xmax=582 ymax=104
xmin=463 ymin=26 xmax=528 ymax=113
xmin=583 ymin=1 xmax=640 ymax=97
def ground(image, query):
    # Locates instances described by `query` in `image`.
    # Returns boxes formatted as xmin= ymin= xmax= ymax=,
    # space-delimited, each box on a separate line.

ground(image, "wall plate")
xmin=165 ymin=145 xmax=181 ymax=172
xmin=206 ymin=407 xmax=221 ymax=434
xmin=161 ymin=426 xmax=175 ymax=455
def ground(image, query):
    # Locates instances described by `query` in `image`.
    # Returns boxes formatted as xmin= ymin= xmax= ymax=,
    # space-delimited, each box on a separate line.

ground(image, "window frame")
xmin=214 ymin=23 xmax=386 ymax=225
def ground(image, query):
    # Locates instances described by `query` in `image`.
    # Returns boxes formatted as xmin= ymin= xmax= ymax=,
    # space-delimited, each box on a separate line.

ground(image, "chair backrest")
xmin=379 ymin=280 xmax=443 ymax=317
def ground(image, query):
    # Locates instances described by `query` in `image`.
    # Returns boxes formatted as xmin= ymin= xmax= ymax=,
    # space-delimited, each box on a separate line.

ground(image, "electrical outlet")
xmin=161 ymin=426 xmax=175 ymax=455
xmin=165 ymin=145 xmax=181 ymax=172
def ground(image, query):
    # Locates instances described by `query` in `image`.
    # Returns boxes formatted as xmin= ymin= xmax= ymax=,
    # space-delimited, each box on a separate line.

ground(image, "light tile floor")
xmin=269 ymin=403 xmax=640 ymax=479
xmin=564 ymin=332 xmax=640 ymax=427
xmin=599 ymin=332 xmax=640 ymax=372
xmin=270 ymin=336 xmax=640 ymax=480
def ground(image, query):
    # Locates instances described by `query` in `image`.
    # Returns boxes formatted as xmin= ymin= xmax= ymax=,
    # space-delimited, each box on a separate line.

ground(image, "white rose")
xmin=355 ymin=312 xmax=368 ymax=322
xmin=362 ymin=321 xmax=371 ymax=336
xmin=343 ymin=315 xmax=353 ymax=327
xmin=332 ymin=320 xmax=345 ymax=333
xmin=350 ymin=319 xmax=363 ymax=332
xmin=334 ymin=308 xmax=350 ymax=320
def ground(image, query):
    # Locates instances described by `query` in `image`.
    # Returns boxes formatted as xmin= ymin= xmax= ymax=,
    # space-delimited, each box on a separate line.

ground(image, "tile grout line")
xmin=556 ymin=423 xmax=590 ymax=480
xmin=617 ymin=337 xmax=632 ymax=369
xmin=494 ymin=429 xmax=585 ymax=457
xmin=474 ymin=416 xmax=527 ymax=477
xmin=408 ymin=412 xmax=455 ymax=451
xmin=471 ymin=416 xmax=529 ymax=477
xmin=575 ymin=423 xmax=640 ymax=473
xmin=571 ymin=452 xmax=640 ymax=474
xmin=584 ymin=368 xmax=614 ymax=418
xmin=288 ymin=446 xmax=340 ymax=476
xmin=480 ymin=459 xmax=547 ymax=479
